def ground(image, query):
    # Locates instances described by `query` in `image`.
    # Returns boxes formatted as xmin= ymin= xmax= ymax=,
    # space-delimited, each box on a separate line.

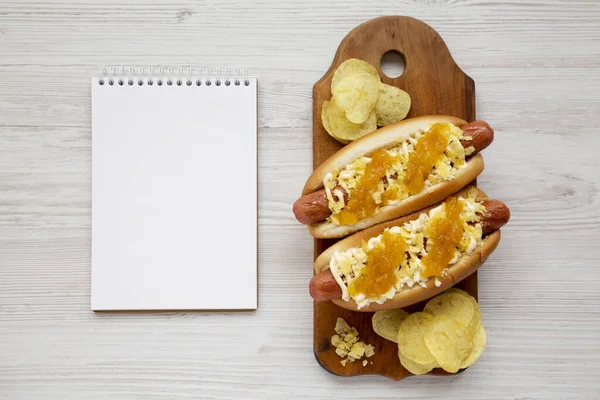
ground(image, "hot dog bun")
xmin=302 ymin=115 xmax=485 ymax=239
xmin=313 ymin=186 xmax=501 ymax=312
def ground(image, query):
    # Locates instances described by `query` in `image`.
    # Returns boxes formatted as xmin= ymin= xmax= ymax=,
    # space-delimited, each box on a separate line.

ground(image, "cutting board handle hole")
xmin=380 ymin=50 xmax=405 ymax=78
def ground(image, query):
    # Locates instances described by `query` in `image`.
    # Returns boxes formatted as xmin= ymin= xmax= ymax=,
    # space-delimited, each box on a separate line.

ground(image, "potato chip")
xmin=321 ymin=100 xmax=333 ymax=138
xmin=375 ymin=83 xmax=411 ymax=126
xmin=444 ymin=287 xmax=470 ymax=298
xmin=424 ymin=291 xmax=479 ymax=331
xmin=399 ymin=353 xmax=436 ymax=375
xmin=441 ymin=288 xmax=482 ymax=341
xmin=322 ymin=99 xmax=377 ymax=143
xmin=331 ymin=58 xmax=379 ymax=92
xmin=460 ymin=323 xmax=487 ymax=369
xmin=334 ymin=316 xmax=353 ymax=335
xmin=332 ymin=72 xmax=379 ymax=124
xmin=397 ymin=312 xmax=436 ymax=366
xmin=424 ymin=314 xmax=473 ymax=373
xmin=453 ymin=289 xmax=482 ymax=317
xmin=464 ymin=315 xmax=481 ymax=342
xmin=445 ymin=288 xmax=480 ymax=312
xmin=372 ymin=309 xmax=410 ymax=343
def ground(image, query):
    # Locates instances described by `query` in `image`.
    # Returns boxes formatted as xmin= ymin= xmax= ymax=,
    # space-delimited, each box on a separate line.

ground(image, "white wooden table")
xmin=1 ymin=1 xmax=599 ymax=398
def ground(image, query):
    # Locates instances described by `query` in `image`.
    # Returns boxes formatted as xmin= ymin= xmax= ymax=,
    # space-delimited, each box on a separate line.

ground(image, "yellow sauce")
xmin=336 ymin=149 xmax=396 ymax=225
xmin=381 ymin=184 xmax=399 ymax=204
xmin=348 ymin=230 xmax=407 ymax=298
xmin=405 ymin=123 xmax=451 ymax=195
xmin=421 ymin=196 xmax=464 ymax=278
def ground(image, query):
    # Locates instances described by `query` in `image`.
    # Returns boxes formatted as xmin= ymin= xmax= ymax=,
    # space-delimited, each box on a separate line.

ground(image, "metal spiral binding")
xmin=97 ymin=66 xmax=251 ymax=87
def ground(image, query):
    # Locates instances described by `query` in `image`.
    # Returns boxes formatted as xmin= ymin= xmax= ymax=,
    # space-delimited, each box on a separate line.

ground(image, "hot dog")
xmin=294 ymin=116 xmax=494 ymax=238
xmin=308 ymin=186 xmax=510 ymax=312
xmin=294 ymin=120 xmax=492 ymax=225
xmin=310 ymin=199 xmax=508 ymax=302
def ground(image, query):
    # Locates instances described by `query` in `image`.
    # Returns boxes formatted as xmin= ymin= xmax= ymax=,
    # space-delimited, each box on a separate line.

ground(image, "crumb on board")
xmin=331 ymin=317 xmax=375 ymax=367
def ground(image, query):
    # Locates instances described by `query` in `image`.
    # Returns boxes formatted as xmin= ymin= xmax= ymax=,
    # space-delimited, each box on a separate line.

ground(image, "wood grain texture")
xmin=1 ymin=0 xmax=600 ymax=398
xmin=311 ymin=16 xmax=477 ymax=380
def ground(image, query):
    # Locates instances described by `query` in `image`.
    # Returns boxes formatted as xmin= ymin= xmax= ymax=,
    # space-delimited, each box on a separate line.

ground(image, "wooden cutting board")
xmin=312 ymin=16 xmax=476 ymax=380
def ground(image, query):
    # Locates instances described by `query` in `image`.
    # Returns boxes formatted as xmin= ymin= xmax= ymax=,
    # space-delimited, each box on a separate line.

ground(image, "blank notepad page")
xmin=91 ymin=75 xmax=257 ymax=311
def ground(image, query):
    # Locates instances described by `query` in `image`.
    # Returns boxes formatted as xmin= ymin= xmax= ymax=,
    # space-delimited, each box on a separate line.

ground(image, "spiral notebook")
xmin=91 ymin=67 xmax=258 ymax=311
